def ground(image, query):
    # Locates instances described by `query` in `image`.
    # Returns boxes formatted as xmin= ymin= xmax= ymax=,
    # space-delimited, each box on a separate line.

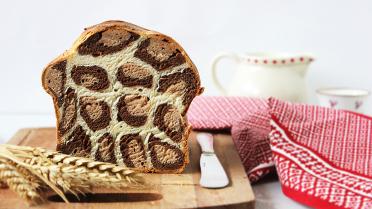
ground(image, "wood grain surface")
xmin=0 ymin=128 xmax=255 ymax=209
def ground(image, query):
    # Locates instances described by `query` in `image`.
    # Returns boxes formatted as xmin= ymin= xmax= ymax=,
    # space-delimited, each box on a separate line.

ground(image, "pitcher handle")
xmin=211 ymin=53 xmax=239 ymax=95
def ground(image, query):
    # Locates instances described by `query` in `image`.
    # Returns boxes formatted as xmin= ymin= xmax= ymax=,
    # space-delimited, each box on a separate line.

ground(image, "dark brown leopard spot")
xmin=44 ymin=60 xmax=66 ymax=107
xmin=158 ymin=68 xmax=199 ymax=113
xmin=154 ymin=104 xmax=185 ymax=142
xmin=71 ymin=65 xmax=109 ymax=91
xmin=58 ymin=88 xmax=77 ymax=137
xmin=95 ymin=133 xmax=116 ymax=163
xmin=148 ymin=136 xmax=184 ymax=170
xmin=57 ymin=125 xmax=91 ymax=158
xmin=78 ymin=28 xmax=140 ymax=56
xmin=117 ymin=63 xmax=153 ymax=88
xmin=80 ymin=97 xmax=111 ymax=131
xmin=134 ymin=38 xmax=185 ymax=71
xmin=117 ymin=95 xmax=150 ymax=127
xmin=119 ymin=133 xmax=147 ymax=168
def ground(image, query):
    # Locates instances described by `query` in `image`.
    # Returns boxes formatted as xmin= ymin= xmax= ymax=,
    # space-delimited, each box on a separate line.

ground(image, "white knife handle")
xmin=196 ymin=133 xmax=214 ymax=153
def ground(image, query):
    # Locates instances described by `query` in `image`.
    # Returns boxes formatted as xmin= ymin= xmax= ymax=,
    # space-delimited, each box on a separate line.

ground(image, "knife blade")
xmin=197 ymin=133 xmax=229 ymax=188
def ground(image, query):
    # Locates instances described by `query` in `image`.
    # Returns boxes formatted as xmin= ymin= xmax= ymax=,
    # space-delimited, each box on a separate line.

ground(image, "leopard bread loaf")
xmin=42 ymin=20 xmax=203 ymax=173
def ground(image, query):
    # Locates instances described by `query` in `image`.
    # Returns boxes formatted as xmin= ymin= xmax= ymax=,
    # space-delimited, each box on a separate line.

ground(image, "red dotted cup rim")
xmin=244 ymin=53 xmax=314 ymax=65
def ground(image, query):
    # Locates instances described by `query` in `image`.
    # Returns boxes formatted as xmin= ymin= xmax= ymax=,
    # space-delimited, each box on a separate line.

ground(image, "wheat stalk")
xmin=0 ymin=144 xmax=145 ymax=204
xmin=0 ymin=159 xmax=43 ymax=205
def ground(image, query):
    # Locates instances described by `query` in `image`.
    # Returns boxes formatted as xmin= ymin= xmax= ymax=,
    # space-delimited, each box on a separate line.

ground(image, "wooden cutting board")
xmin=0 ymin=128 xmax=255 ymax=209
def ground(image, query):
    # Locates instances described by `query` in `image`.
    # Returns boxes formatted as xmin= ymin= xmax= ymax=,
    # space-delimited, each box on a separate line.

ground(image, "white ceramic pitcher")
xmin=211 ymin=52 xmax=314 ymax=103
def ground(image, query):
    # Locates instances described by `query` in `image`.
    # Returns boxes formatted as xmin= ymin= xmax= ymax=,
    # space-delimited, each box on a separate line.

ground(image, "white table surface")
xmin=0 ymin=114 xmax=310 ymax=209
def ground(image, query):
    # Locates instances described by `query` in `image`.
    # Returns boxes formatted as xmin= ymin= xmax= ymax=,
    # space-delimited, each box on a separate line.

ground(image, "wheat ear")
xmin=0 ymin=144 xmax=145 ymax=204
xmin=0 ymin=159 xmax=43 ymax=204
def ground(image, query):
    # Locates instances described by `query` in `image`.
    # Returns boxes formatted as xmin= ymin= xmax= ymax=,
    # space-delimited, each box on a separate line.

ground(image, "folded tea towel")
xmin=269 ymin=98 xmax=371 ymax=209
xmin=187 ymin=96 xmax=273 ymax=182
xmin=188 ymin=96 xmax=372 ymax=209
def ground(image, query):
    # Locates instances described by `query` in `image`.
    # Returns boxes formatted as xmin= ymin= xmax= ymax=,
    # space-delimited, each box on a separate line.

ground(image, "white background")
xmin=0 ymin=0 xmax=371 ymax=138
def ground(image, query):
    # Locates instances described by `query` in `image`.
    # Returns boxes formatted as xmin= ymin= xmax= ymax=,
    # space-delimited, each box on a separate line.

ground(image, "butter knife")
xmin=196 ymin=133 xmax=229 ymax=188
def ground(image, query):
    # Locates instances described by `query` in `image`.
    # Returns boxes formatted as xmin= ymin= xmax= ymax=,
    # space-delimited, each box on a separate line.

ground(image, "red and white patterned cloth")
xmin=188 ymin=96 xmax=372 ymax=209
xmin=269 ymin=98 xmax=372 ymax=209
xmin=187 ymin=96 xmax=273 ymax=182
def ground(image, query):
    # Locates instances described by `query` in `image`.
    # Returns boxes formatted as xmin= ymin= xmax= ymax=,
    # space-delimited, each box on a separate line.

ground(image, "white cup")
xmin=316 ymin=88 xmax=370 ymax=114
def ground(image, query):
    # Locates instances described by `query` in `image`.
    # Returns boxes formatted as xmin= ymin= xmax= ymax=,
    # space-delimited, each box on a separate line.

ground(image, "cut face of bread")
xmin=42 ymin=20 xmax=203 ymax=173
